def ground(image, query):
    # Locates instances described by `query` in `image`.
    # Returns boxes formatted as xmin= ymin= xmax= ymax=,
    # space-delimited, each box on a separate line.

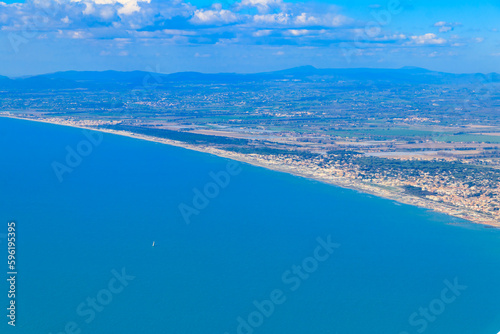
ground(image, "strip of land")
xmin=3 ymin=114 xmax=499 ymax=228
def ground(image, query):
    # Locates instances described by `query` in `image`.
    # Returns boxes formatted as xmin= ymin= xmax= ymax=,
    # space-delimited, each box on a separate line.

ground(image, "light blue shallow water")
xmin=1 ymin=116 xmax=500 ymax=334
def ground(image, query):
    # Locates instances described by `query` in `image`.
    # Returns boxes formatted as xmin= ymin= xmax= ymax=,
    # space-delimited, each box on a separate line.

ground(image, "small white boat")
xmin=152 ymin=241 xmax=155 ymax=247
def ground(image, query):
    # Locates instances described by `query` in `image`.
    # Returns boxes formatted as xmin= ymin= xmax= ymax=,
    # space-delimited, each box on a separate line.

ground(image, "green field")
xmin=328 ymin=128 xmax=437 ymax=138
xmin=435 ymin=134 xmax=500 ymax=143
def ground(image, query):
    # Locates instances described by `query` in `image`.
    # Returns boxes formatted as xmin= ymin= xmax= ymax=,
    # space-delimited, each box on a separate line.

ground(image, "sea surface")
xmin=1 ymin=116 xmax=500 ymax=334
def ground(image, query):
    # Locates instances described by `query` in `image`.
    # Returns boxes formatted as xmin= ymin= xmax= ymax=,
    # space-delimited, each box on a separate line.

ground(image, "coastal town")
xmin=1 ymin=67 xmax=499 ymax=226
xmin=2 ymin=113 xmax=499 ymax=227
xmin=224 ymin=151 xmax=500 ymax=226
xmin=3 ymin=0 xmax=500 ymax=330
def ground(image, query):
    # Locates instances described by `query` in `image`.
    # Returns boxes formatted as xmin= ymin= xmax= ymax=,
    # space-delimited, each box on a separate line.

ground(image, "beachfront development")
xmin=2 ymin=113 xmax=499 ymax=227
xmin=1 ymin=67 xmax=499 ymax=226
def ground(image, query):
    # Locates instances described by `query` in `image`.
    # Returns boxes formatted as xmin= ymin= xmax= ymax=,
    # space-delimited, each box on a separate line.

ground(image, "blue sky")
xmin=0 ymin=0 xmax=499 ymax=76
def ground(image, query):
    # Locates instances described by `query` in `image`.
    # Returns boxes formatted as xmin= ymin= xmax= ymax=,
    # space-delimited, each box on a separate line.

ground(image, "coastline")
xmin=2 ymin=114 xmax=499 ymax=228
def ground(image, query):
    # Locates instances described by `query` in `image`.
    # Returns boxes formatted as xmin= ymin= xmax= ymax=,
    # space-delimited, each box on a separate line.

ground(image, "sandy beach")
xmin=2 ymin=114 xmax=499 ymax=228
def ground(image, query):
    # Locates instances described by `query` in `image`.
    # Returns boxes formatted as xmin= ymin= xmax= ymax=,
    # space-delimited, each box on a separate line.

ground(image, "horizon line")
xmin=4 ymin=65 xmax=500 ymax=79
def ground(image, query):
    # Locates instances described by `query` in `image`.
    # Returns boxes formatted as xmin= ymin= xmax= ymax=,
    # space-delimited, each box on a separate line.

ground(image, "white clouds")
xmin=71 ymin=0 xmax=151 ymax=15
xmin=190 ymin=7 xmax=239 ymax=25
xmin=287 ymin=29 xmax=309 ymax=36
xmin=236 ymin=0 xmax=285 ymax=14
xmin=0 ymin=0 xmax=480 ymax=54
xmin=434 ymin=21 xmax=461 ymax=33
xmin=253 ymin=13 xmax=290 ymax=25
xmin=0 ymin=0 xmax=353 ymax=39
xmin=99 ymin=6 xmax=116 ymax=19
xmin=252 ymin=29 xmax=272 ymax=37
xmin=68 ymin=29 xmax=92 ymax=38
xmin=327 ymin=14 xmax=351 ymax=27
xmin=80 ymin=1 xmax=95 ymax=15
xmin=294 ymin=12 xmax=319 ymax=25
xmin=252 ymin=12 xmax=350 ymax=28
xmin=410 ymin=33 xmax=446 ymax=45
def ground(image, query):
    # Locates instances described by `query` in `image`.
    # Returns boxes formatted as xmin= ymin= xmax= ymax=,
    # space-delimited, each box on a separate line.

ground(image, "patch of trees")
xmin=100 ymin=124 xmax=250 ymax=146
xmin=403 ymin=185 xmax=435 ymax=197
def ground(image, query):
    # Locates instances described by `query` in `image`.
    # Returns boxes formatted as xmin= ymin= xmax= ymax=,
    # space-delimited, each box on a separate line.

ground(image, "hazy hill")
xmin=1 ymin=66 xmax=499 ymax=90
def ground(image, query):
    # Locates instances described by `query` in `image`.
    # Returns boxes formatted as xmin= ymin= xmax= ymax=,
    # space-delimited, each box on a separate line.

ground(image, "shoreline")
xmin=2 ymin=114 xmax=499 ymax=228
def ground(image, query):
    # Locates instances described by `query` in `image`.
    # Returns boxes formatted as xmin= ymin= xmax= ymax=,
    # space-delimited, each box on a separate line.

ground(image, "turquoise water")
xmin=1 ymin=116 xmax=500 ymax=334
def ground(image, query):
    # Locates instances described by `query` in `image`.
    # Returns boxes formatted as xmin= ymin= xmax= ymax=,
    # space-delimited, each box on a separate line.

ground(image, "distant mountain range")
xmin=1 ymin=66 xmax=499 ymax=90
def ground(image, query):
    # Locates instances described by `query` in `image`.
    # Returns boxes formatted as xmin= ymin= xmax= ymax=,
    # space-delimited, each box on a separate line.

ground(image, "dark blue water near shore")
xmin=1 ymin=117 xmax=500 ymax=334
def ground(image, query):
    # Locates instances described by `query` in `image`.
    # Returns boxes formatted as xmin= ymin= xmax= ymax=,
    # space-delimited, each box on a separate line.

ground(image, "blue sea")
xmin=1 ymin=116 xmax=500 ymax=334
